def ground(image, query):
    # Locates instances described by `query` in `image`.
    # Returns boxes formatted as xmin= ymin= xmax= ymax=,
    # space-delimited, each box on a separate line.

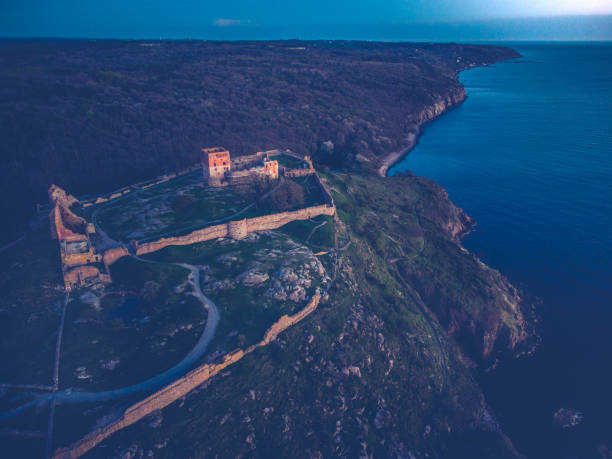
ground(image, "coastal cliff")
xmin=376 ymin=86 xmax=467 ymax=177
xmin=397 ymin=178 xmax=530 ymax=360
xmin=328 ymin=172 xmax=532 ymax=363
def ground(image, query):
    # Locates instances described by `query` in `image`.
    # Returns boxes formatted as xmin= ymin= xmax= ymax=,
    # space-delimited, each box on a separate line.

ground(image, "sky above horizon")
xmin=1 ymin=0 xmax=611 ymax=40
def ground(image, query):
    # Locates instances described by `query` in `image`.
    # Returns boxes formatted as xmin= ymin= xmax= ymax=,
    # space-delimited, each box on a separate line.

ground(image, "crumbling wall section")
xmin=63 ymin=265 xmax=106 ymax=289
xmin=103 ymin=247 xmax=130 ymax=266
xmin=49 ymin=206 xmax=87 ymax=242
xmin=283 ymin=168 xmax=313 ymax=178
xmin=134 ymin=202 xmax=335 ymax=256
xmin=135 ymin=223 xmax=229 ymax=256
xmin=80 ymin=164 xmax=201 ymax=208
xmin=49 ymin=185 xmax=113 ymax=291
xmin=230 ymin=151 xmax=267 ymax=169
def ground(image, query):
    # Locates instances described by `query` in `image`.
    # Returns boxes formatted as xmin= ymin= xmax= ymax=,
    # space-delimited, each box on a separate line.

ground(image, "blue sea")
xmin=389 ymin=43 xmax=612 ymax=458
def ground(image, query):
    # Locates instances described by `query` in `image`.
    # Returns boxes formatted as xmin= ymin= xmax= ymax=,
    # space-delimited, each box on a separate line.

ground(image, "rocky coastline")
xmin=378 ymin=52 xmax=520 ymax=178
xmin=377 ymin=86 xmax=467 ymax=177
xmin=374 ymin=48 xmax=537 ymax=364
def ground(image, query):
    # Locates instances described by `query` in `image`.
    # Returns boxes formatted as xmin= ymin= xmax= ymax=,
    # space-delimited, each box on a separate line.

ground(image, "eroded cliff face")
xmin=410 ymin=176 xmax=475 ymax=241
xmin=413 ymin=86 xmax=467 ymax=126
xmin=329 ymin=172 xmax=533 ymax=363
xmin=399 ymin=177 xmax=531 ymax=361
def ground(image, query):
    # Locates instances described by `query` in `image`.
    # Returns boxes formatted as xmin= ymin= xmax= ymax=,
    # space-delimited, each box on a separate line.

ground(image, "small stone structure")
xmin=282 ymin=154 xmax=316 ymax=178
xmin=201 ymin=147 xmax=231 ymax=186
xmin=227 ymin=219 xmax=248 ymax=240
xmin=202 ymin=147 xmax=279 ymax=187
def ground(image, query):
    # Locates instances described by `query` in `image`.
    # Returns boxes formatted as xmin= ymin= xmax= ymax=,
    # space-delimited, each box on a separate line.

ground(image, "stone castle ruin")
xmin=201 ymin=147 xmax=280 ymax=186
xmin=48 ymin=147 xmax=333 ymax=292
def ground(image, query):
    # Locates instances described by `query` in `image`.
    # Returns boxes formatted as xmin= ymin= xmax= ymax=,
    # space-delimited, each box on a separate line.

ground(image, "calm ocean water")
xmin=389 ymin=43 xmax=612 ymax=458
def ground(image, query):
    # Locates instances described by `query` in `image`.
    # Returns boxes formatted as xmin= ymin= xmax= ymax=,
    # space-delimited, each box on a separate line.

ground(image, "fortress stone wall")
xmin=102 ymin=247 xmax=130 ymax=266
xmin=281 ymin=153 xmax=315 ymax=178
xmin=230 ymin=149 xmax=279 ymax=169
xmin=283 ymin=167 xmax=314 ymax=178
xmin=53 ymin=294 xmax=321 ymax=459
xmin=117 ymin=172 xmax=335 ymax=259
xmin=135 ymin=223 xmax=230 ymax=256
xmin=134 ymin=203 xmax=334 ymax=257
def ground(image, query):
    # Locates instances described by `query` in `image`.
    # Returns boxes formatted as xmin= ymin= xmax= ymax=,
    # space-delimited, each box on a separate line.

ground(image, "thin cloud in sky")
xmin=0 ymin=0 xmax=609 ymax=38
xmin=213 ymin=18 xmax=243 ymax=27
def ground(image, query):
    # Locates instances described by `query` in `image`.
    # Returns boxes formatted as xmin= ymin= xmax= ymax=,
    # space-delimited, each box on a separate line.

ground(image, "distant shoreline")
xmin=377 ymin=130 xmax=419 ymax=177
xmin=378 ymin=91 xmax=467 ymax=177
xmin=379 ymin=53 xmax=520 ymax=177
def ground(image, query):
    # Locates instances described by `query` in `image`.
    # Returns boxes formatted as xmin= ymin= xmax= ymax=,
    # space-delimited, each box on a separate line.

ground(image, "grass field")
xmin=0 ymin=226 xmax=65 ymax=387
xmin=94 ymin=173 xmax=260 ymax=242
xmin=58 ymin=257 xmax=207 ymax=392
xmin=94 ymin=172 xmax=328 ymax=243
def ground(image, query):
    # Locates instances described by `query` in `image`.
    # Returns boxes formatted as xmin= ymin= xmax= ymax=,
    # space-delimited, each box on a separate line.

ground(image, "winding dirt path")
xmin=305 ymin=219 xmax=328 ymax=243
xmin=52 ymin=293 xmax=70 ymax=389
xmin=0 ymin=262 xmax=219 ymax=419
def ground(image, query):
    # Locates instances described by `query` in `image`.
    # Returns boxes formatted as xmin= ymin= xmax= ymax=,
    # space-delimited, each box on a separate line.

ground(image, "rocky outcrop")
xmin=413 ymin=87 xmax=467 ymax=125
xmin=236 ymin=266 xmax=269 ymax=286
xmin=412 ymin=177 xmax=475 ymax=241
xmin=63 ymin=265 xmax=105 ymax=286
xmin=399 ymin=177 xmax=531 ymax=361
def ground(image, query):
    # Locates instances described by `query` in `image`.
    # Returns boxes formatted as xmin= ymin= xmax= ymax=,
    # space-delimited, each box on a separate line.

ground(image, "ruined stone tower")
xmin=228 ymin=219 xmax=248 ymax=240
xmin=202 ymin=147 xmax=231 ymax=186
xmin=262 ymin=157 xmax=279 ymax=180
